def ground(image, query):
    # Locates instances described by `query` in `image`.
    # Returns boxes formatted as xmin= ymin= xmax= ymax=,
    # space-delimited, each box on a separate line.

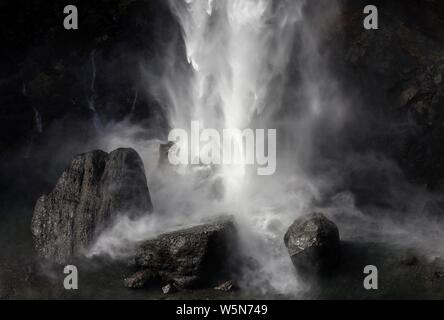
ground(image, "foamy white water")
xmin=93 ymin=0 xmax=344 ymax=296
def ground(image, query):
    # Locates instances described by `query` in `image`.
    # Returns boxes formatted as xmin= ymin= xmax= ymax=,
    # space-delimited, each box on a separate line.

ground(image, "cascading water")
xmin=33 ymin=108 xmax=43 ymax=134
xmin=156 ymin=0 xmax=343 ymax=293
xmin=166 ymin=0 xmax=306 ymax=204
xmin=88 ymin=49 xmax=103 ymax=131
xmin=94 ymin=0 xmax=344 ymax=296
xmin=129 ymin=89 xmax=139 ymax=118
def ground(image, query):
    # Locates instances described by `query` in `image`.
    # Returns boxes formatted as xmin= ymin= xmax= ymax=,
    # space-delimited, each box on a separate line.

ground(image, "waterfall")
xmin=160 ymin=0 xmax=344 ymax=205
xmin=155 ymin=0 xmax=344 ymax=294
xmin=164 ymin=0 xmax=308 ymax=201
xmin=90 ymin=49 xmax=97 ymax=92
xmin=97 ymin=0 xmax=344 ymax=296
xmin=23 ymin=83 xmax=43 ymax=134
xmin=129 ymin=89 xmax=139 ymax=117
xmin=33 ymin=107 xmax=43 ymax=134
xmin=88 ymin=49 xmax=102 ymax=130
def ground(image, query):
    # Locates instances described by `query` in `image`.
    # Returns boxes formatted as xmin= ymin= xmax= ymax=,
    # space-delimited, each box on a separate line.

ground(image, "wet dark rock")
xmin=0 ymin=0 xmax=176 ymax=157
xmin=284 ymin=213 xmax=341 ymax=273
xmin=31 ymin=148 xmax=152 ymax=264
xmin=421 ymin=258 xmax=444 ymax=283
xmin=124 ymin=270 xmax=158 ymax=289
xmin=172 ymin=276 xmax=200 ymax=289
xmin=162 ymin=283 xmax=178 ymax=295
xmin=214 ymin=280 xmax=237 ymax=292
xmin=335 ymin=0 xmax=444 ymax=190
xmin=126 ymin=216 xmax=237 ymax=289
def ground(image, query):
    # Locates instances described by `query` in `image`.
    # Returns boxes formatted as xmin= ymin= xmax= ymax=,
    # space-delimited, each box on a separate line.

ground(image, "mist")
xmin=2 ymin=0 xmax=441 ymax=299
xmin=86 ymin=0 xmax=348 ymax=296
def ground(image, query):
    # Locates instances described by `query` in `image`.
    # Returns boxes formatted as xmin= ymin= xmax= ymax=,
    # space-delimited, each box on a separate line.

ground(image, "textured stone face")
xmin=333 ymin=0 xmax=444 ymax=191
xmin=284 ymin=213 xmax=340 ymax=273
xmin=31 ymin=148 xmax=152 ymax=264
xmin=126 ymin=217 xmax=237 ymax=289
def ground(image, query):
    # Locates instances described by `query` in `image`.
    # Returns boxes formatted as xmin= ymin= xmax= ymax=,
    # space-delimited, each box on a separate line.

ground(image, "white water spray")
xmin=129 ymin=89 xmax=139 ymax=117
xmin=148 ymin=0 xmax=342 ymax=294
xmin=166 ymin=0 xmax=308 ymax=204
xmin=95 ymin=0 xmax=344 ymax=296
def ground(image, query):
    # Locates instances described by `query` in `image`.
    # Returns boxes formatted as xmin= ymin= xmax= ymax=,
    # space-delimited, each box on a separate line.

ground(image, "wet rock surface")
xmin=0 ymin=0 xmax=176 ymax=156
xmin=162 ymin=283 xmax=178 ymax=295
xmin=125 ymin=217 xmax=237 ymax=289
xmin=335 ymin=0 xmax=444 ymax=191
xmin=31 ymin=148 xmax=152 ymax=263
xmin=123 ymin=270 xmax=158 ymax=289
xmin=284 ymin=213 xmax=341 ymax=273
xmin=2 ymin=0 xmax=444 ymax=300
xmin=214 ymin=280 xmax=237 ymax=292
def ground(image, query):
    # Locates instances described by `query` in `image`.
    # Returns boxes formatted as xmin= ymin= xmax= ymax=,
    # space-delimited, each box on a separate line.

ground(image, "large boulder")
xmin=284 ymin=213 xmax=340 ymax=273
xmin=31 ymin=148 xmax=152 ymax=263
xmin=125 ymin=217 xmax=237 ymax=289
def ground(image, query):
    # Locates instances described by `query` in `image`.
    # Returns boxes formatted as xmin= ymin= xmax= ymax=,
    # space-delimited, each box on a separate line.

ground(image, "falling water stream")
xmin=88 ymin=49 xmax=103 ymax=131
xmin=94 ymin=0 xmax=346 ymax=296
xmin=156 ymin=0 xmax=345 ymax=293
xmin=33 ymin=108 xmax=43 ymax=134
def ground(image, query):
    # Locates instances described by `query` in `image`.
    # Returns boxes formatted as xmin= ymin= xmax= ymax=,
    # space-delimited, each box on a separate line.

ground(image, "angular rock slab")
xmin=127 ymin=217 xmax=237 ymax=289
xmin=284 ymin=212 xmax=340 ymax=273
xmin=31 ymin=148 xmax=152 ymax=263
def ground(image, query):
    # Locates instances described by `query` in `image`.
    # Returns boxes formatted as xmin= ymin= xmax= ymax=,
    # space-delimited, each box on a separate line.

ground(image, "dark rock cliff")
xmin=335 ymin=0 xmax=444 ymax=190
